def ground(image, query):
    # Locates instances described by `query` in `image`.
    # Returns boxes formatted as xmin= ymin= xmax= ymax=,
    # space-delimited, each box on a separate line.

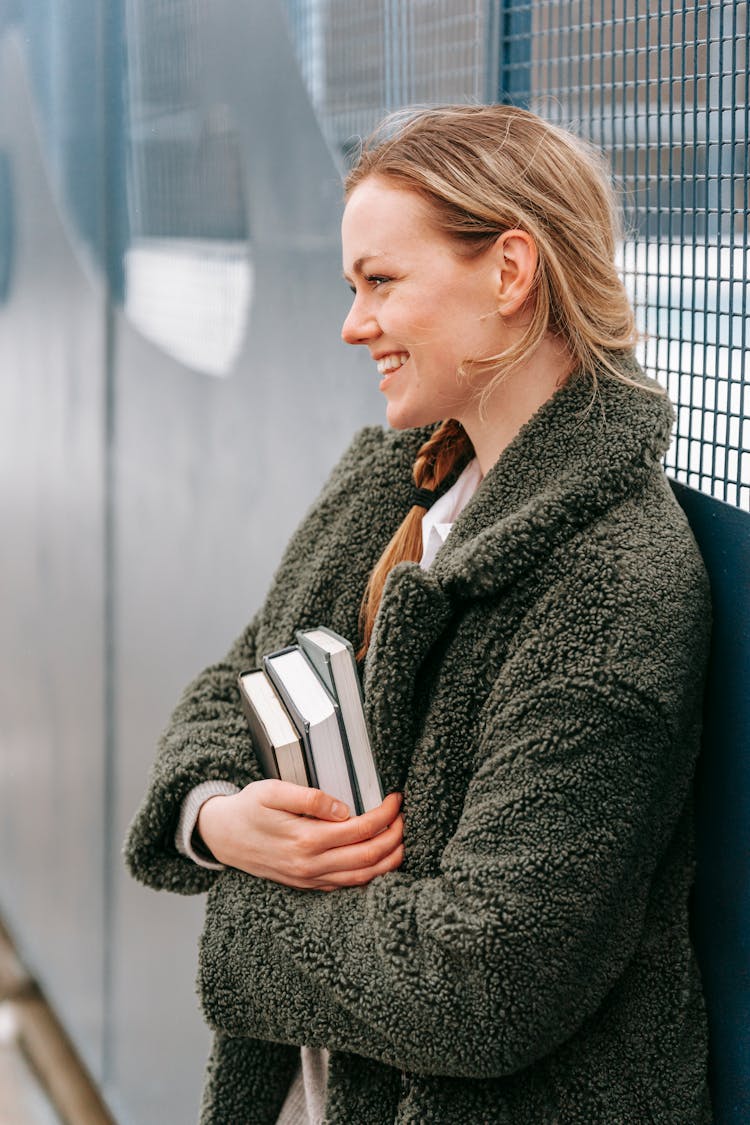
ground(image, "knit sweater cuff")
xmin=176 ymin=781 xmax=240 ymax=870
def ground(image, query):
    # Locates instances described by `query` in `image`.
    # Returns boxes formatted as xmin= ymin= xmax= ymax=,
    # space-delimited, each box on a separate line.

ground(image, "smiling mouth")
xmin=376 ymin=352 xmax=409 ymax=375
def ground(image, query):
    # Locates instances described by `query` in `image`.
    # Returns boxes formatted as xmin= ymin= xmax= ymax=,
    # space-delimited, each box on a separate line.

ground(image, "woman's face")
xmin=341 ymin=176 xmax=508 ymax=431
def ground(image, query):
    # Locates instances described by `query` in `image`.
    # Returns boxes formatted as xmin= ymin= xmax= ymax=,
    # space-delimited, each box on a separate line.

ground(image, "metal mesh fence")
xmin=282 ymin=0 xmax=495 ymax=160
xmin=283 ymin=0 xmax=748 ymax=510
xmin=507 ymin=0 xmax=749 ymax=509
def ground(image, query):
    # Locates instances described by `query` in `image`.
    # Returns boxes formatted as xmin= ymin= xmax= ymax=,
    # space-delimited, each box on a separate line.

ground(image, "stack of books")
xmin=237 ymin=627 xmax=384 ymax=816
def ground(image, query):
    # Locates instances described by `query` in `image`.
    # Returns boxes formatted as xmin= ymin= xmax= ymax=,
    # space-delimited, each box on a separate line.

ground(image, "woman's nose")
xmin=341 ymin=297 xmax=379 ymax=345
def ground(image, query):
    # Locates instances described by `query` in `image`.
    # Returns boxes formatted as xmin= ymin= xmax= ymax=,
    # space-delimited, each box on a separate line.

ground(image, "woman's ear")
xmin=492 ymin=229 xmax=538 ymax=316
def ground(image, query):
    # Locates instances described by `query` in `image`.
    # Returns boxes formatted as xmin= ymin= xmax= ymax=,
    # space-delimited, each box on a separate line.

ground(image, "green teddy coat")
xmin=126 ymin=366 xmax=712 ymax=1124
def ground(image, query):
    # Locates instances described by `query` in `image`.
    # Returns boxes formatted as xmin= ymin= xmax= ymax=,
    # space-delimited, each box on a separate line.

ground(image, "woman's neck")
xmin=458 ymin=336 xmax=575 ymax=477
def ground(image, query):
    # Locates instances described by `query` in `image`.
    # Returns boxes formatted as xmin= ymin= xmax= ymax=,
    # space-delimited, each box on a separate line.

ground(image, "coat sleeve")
xmin=195 ymin=584 xmax=708 ymax=1079
xmin=123 ymin=425 xmax=387 ymax=895
xmin=123 ymin=613 xmax=265 ymax=894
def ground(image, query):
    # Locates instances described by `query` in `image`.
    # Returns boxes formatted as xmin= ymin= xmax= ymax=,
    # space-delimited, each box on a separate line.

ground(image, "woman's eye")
xmin=366 ymin=275 xmax=391 ymax=288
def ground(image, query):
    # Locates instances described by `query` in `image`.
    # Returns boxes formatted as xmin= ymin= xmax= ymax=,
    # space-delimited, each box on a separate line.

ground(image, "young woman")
xmin=126 ymin=105 xmax=712 ymax=1124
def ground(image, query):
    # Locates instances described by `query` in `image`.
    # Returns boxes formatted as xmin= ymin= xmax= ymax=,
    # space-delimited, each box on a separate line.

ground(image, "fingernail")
xmin=331 ymin=801 xmax=349 ymax=819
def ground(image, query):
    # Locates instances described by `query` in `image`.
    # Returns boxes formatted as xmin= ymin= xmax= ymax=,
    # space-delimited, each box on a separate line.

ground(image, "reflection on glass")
xmin=122 ymin=1 xmax=252 ymax=376
xmin=124 ymin=236 xmax=252 ymax=376
xmin=281 ymin=0 xmax=494 ymax=163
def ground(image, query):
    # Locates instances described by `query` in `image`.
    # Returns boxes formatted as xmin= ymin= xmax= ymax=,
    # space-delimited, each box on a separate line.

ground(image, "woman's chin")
xmin=385 ymin=399 xmax=440 ymax=431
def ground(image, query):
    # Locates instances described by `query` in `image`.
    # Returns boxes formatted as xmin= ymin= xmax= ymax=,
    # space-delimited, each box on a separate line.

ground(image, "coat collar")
xmin=427 ymin=365 xmax=673 ymax=599
xmin=362 ymin=365 xmax=673 ymax=791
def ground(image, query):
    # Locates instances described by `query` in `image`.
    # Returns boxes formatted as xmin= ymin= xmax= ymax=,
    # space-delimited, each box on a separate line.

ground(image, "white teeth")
xmin=376 ymin=352 xmax=409 ymax=375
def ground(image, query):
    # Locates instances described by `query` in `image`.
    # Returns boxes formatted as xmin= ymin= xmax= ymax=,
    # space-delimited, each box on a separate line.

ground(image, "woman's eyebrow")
xmin=342 ymin=254 xmax=382 ymax=282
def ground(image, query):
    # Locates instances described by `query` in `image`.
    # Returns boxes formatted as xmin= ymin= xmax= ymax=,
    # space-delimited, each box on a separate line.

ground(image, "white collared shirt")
xmin=419 ymin=457 xmax=483 ymax=571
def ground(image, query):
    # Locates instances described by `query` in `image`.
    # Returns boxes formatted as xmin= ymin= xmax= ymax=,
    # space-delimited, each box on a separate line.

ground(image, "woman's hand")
xmin=196 ymin=781 xmax=404 ymax=891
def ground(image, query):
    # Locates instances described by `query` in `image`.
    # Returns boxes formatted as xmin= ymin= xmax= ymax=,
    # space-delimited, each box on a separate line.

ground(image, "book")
xmin=237 ymin=670 xmax=310 ymax=788
xmin=296 ymin=626 xmax=384 ymax=813
xmin=263 ymin=645 xmax=358 ymax=815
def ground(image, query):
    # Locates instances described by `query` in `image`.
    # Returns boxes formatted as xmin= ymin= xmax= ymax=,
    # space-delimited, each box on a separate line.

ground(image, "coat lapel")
xmin=431 ymin=366 xmax=674 ymax=601
xmin=362 ymin=561 xmax=453 ymax=792
xmin=362 ymin=367 xmax=674 ymax=792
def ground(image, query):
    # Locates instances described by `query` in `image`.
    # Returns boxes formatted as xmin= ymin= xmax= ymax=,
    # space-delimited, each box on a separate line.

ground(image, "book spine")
xmin=296 ymin=641 xmax=364 ymax=814
xmin=236 ymin=683 xmax=280 ymax=781
xmin=326 ymin=663 xmax=364 ymax=815
xmin=262 ymin=656 xmax=320 ymax=790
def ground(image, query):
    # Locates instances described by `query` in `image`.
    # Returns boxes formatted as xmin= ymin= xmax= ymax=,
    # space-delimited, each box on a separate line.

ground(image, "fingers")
xmin=226 ymin=782 xmax=406 ymax=889
xmin=302 ymin=814 xmax=404 ymax=878
xmin=254 ymin=779 xmax=352 ymax=821
xmin=254 ymin=782 xmax=402 ymax=847
xmin=316 ymin=838 xmax=406 ymax=889
xmin=306 ymin=791 xmax=403 ymax=849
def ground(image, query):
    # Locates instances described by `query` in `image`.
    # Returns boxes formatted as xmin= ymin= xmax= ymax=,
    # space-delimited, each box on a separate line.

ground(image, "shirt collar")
xmin=420 ymin=457 xmax=482 ymax=570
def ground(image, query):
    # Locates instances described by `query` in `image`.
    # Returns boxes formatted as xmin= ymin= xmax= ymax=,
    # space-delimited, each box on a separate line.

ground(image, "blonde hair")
xmin=349 ymin=104 xmax=645 ymax=657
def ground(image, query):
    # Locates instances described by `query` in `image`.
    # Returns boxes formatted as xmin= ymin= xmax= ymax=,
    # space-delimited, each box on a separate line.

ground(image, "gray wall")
xmin=0 ymin=4 xmax=380 ymax=1121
